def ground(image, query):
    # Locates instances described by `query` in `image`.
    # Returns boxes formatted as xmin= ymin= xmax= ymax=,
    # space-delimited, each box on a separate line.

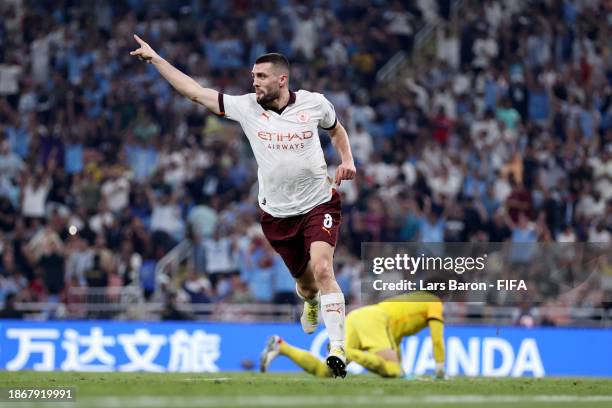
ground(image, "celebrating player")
xmin=260 ymin=290 xmax=446 ymax=379
xmin=130 ymin=35 xmax=356 ymax=377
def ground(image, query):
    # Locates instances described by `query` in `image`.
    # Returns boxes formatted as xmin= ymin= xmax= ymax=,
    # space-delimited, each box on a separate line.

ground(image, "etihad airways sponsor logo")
xmin=266 ymin=143 xmax=305 ymax=150
xmin=257 ymin=131 xmax=313 ymax=142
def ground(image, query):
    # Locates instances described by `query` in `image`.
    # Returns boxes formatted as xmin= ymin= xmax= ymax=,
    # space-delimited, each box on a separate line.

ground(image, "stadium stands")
xmin=0 ymin=0 xmax=610 ymax=324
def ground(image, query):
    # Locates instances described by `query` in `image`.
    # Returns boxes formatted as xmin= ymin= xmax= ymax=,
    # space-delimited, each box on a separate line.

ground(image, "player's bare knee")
xmin=312 ymin=260 xmax=334 ymax=285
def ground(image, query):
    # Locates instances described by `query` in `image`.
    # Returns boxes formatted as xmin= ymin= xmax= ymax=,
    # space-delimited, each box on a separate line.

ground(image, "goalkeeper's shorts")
xmin=346 ymin=305 xmax=399 ymax=355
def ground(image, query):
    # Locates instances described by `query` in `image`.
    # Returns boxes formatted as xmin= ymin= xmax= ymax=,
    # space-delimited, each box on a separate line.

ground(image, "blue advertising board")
xmin=0 ymin=320 xmax=611 ymax=377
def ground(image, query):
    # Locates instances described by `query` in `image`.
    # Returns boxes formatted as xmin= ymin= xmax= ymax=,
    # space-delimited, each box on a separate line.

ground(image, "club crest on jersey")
xmin=297 ymin=111 xmax=310 ymax=123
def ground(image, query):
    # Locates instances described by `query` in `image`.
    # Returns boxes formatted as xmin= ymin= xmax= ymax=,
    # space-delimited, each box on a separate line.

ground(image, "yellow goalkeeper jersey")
xmin=377 ymin=291 xmax=445 ymax=363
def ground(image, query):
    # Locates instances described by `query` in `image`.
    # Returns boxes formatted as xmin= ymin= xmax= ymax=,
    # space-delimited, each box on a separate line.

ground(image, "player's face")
xmin=252 ymin=63 xmax=285 ymax=104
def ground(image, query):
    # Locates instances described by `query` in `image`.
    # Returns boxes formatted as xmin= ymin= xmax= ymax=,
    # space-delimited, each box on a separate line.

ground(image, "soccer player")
xmin=130 ymin=35 xmax=356 ymax=376
xmin=260 ymin=290 xmax=446 ymax=379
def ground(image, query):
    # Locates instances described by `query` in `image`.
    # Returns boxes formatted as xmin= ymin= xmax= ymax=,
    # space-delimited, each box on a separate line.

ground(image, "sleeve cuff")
xmin=321 ymin=117 xmax=337 ymax=130
xmin=218 ymin=93 xmax=225 ymax=116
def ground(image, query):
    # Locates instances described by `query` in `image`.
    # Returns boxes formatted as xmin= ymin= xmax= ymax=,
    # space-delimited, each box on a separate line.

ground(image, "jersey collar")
xmin=259 ymin=90 xmax=296 ymax=115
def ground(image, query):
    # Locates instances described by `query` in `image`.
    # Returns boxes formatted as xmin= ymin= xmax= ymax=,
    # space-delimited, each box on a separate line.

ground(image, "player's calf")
xmin=296 ymin=284 xmax=320 ymax=334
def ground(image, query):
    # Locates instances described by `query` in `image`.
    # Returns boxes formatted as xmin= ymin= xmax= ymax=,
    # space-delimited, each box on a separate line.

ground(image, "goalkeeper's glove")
xmin=435 ymin=362 xmax=446 ymax=380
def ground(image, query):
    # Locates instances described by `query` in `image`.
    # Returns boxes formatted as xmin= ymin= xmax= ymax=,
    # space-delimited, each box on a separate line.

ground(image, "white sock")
xmin=320 ymin=292 xmax=345 ymax=350
xmin=296 ymin=284 xmax=319 ymax=306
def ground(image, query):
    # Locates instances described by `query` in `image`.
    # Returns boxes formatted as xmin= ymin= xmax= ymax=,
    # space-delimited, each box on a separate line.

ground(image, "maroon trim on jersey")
xmin=259 ymin=90 xmax=296 ymax=114
xmin=218 ymin=93 xmax=225 ymax=116
xmin=321 ymin=117 xmax=337 ymax=130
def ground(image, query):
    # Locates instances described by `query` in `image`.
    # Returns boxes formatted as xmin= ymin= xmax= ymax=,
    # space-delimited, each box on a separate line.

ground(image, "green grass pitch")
xmin=1 ymin=372 xmax=612 ymax=408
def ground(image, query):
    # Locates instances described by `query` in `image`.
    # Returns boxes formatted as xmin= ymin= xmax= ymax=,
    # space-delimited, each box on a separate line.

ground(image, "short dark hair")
xmin=255 ymin=53 xmax=290 ymax=74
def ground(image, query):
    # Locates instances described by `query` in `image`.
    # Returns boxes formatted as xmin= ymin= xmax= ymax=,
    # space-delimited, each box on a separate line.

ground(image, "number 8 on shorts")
xmin=323 ymin=213 xmax=333 ymax=228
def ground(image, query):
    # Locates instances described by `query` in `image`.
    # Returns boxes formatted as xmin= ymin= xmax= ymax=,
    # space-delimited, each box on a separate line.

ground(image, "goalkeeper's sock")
xmin=279 ymin=341 xmax=330 ymax=377
xmin=346 ymin=348 xmax=402 ymax=378
xmin=320 ymin=292 xmax=345 ymax=350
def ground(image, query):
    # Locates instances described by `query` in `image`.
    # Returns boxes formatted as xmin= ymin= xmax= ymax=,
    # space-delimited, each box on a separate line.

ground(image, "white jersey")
xmin=219 ymin=90 xmax=337 ymax=218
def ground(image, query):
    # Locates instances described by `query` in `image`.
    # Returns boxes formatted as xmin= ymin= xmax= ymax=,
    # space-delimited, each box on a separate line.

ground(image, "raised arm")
xmin=328 ymin=121 xmax=356 ymax=186
xmin=130 ymin=34 xmax=220 ymax=114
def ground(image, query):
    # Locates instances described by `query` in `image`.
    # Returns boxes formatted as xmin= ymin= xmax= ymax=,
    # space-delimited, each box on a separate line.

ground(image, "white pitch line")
xmin=32 ymin=394 xmax=612 ymax=408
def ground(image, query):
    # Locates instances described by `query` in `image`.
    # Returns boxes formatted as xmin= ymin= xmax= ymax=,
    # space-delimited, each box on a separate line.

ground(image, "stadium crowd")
xmin=0 ymin=0 xmax=611 ymax=322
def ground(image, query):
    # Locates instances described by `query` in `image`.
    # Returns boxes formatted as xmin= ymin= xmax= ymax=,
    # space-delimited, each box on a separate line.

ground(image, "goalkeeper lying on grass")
xmin=260 ymin=290 xmax=445 ymax=378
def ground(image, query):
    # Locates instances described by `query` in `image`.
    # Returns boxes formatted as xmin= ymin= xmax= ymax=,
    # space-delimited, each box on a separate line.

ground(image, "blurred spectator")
xmin=21 ymin=171 xmax=51 ymax=221
xmin=0 ymin=138 xmax=23 ymax=179
xmin=188 ymin=195 xmax=220 ymax=241
xmin=0 ymin=293 xmax=23 ymax=319
xmin=202 ymin=227 xmax=238 ymax=285
xmin=349 ymin=123 xmax=374 ymax=166
xmin=589 ymin=222 xmax=611 ymax=243
xmin=84 ymin=235 xmax=113 ymax=288
xmin=101 ymin=166 xmax=130 ymax=213
xmin=241 ymin=236 xmax=281 ymax=303
xmin=148 ymin=186 xmax=184 ymax=241
xmin=182 ymin=269 xmax=213 ymax=304
xmin=161 ymin=292 xmax=192 ymax=321
xmin=513 ymin=302 xmax=540 ymax=328
xmin=225 ymin=274 xmax=255 ymax=304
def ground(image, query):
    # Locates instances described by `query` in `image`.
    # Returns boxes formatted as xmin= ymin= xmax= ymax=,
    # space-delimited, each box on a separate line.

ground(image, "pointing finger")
xmin=133 ymin=34 xmax=145 ymax=45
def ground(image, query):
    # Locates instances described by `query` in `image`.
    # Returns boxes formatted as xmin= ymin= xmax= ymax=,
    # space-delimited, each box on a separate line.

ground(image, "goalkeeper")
xmin=260 ymin=290 xmax=445 ymax=378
